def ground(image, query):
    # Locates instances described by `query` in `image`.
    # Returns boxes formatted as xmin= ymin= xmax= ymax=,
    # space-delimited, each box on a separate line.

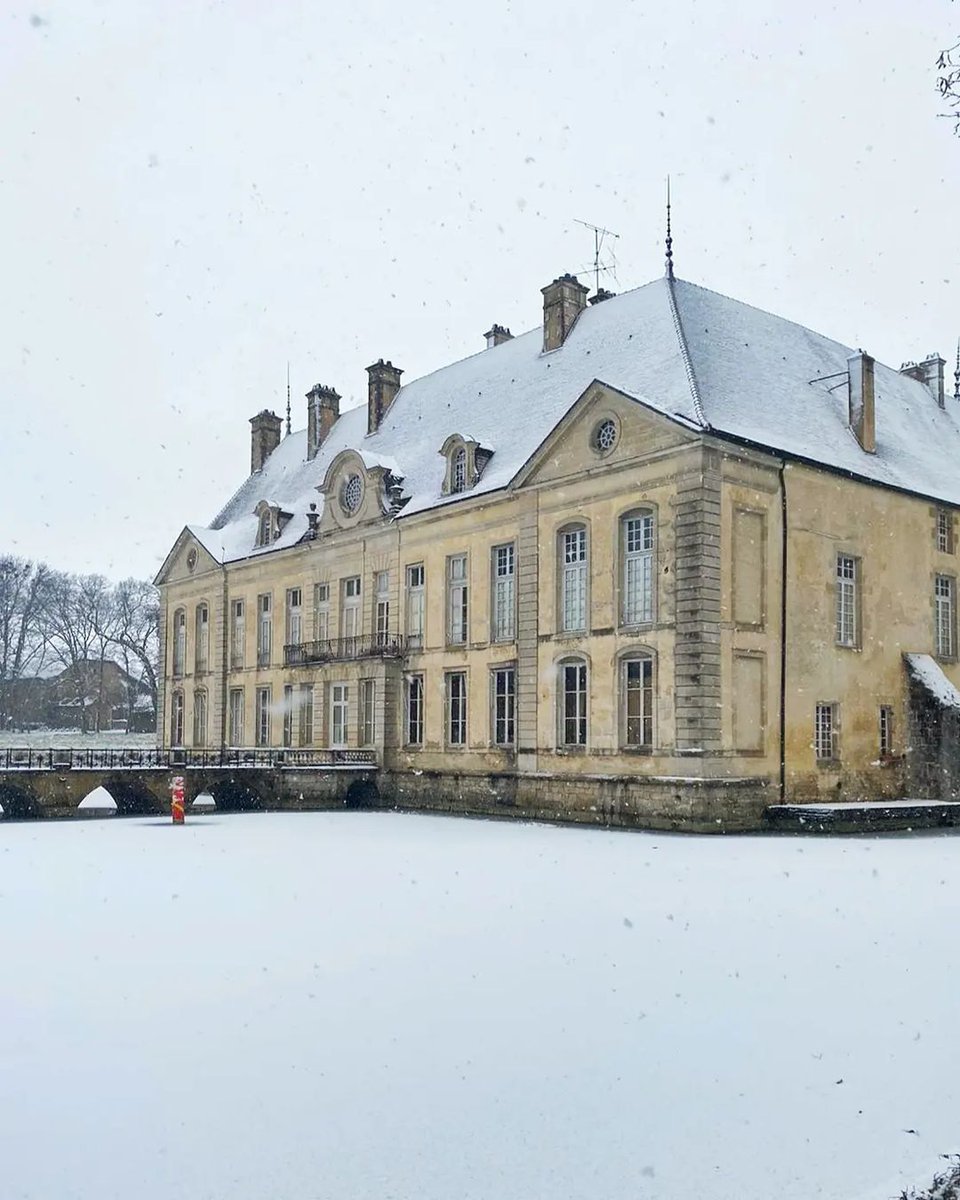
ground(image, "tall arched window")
xmin=558 ymin=524 xmax=588 ymax=633
xmin=195 ymin=603 xmax=209 ymax=673
xmin=171 ymin=691 xmax=185 ymax=746
xmin=558 ymin=657 xmax=588 ymax=747
xmin=172 ymin=609 xmax=186 ymax=677
xmin=620 ymin=652 xmax=655 ymax=750
xmin=452 ymin=447 xmax=467 ymax=493
xmin=621 ymin=509 xmax=655 ymax=626
xmin=257 ymin=509 xmax=272 ymax=547
xmin=193 ymin=689 xmax=207 ymax=746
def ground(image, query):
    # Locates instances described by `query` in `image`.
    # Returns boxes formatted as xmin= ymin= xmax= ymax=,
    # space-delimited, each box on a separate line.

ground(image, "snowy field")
xmin=1 ymin=812 xmax=957 ymax=1200
xmin=0 ymin=729 xmax=156 ymax=750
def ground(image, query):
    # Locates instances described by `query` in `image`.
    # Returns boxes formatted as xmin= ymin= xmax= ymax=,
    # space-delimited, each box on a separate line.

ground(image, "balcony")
xmin=284 ymin=634 xmax=405 ymax=667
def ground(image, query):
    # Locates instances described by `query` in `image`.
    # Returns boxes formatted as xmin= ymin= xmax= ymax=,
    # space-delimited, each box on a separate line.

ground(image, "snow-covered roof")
xmin=904 ymin=653 xmax=960 ymax=709
xmin=185 ymin=276 xmax=960 ymax=565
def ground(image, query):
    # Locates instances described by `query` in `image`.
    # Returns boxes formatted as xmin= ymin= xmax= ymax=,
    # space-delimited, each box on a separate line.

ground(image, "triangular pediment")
xmin=154 ymin=527 xmax=221 ymax=587
xmin=513 ymin=380 xmax=701 ymax=489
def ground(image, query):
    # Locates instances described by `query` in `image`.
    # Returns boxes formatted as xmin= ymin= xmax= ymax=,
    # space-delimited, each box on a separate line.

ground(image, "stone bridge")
xmin=0 ymin=747 xmax=379 ymax=820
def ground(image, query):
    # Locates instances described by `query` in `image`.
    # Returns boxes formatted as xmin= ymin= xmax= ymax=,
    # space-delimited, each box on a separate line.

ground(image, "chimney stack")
xmin=847 ymin=352 xmax=876 ymax=454
xmin=541 ymin=274 xmax=589 ymax=352
xmin=306 ymin=384 xmax=341 ymax=460
xmin=249 ymin=410 xmax=282 ymax=474
xmin=366 ymin=359 xmax=403 ymax=435
xmin=484 ymin=324 xmax=513 ymax=349
xmin=900 ymin=354 xmax=945 ymax=408
xmin=589 ymin=288 xmax=615 ymax=306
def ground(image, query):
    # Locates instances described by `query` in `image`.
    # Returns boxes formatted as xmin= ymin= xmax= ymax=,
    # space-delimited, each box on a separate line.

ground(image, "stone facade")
xmin=155 ymin=271 xmax=960 ymax=829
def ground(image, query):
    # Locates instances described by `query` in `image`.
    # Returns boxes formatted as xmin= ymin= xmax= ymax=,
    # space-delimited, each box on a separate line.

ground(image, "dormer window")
xmin=440 ymin=434 xmax=492 ymax=496
xmin=253 ymin=501 xmax=290 ymax=548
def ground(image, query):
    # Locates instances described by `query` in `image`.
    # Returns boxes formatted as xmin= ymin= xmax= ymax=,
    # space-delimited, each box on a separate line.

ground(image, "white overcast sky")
xmin=2 ymin=0 xmax=958 ymax=581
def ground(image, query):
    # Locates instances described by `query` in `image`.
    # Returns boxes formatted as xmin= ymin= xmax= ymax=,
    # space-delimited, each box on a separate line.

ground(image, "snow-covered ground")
xmin=0 ymin=812 xmax=956 ymax=1200
xmin=0 ymin=729 xmax=156 ymax=750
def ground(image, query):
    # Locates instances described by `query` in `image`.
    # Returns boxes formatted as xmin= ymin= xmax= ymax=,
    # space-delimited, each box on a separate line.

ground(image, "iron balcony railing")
xmin=284 ymin=634 xmax=405 ymax=667
xmin=0 ymin=747 xmax=377 ymax=771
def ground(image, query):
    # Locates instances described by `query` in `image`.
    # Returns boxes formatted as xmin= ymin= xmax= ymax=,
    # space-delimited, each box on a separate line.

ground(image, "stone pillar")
xmin=516 ymin=501 xmax=540 ymax=773
xmin=672 ymin=449 xmax=723 ymax=755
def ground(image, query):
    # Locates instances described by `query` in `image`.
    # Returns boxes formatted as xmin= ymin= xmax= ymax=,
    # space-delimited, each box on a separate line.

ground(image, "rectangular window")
xmin=228 ymin=687 xmax=244 ymax=746
xmin=298 ymin=684 xmax=314 ymax=747
xmin=622 ymin=514 xmax=654 ymax=625
xmin=623 ymin=657 xmax=653 ymax=748
xmin=359 ymin=679 xmax=375 ymax=747
xmin=195 ymin=606 xmax=209 ymax=673
xmin=257 ymin=594 xmax=272 ymax=667
xmin=562 ymin=662 xmax=588 ymax=746
xmin=447 ymin=554 xmax=468 ymax=645
xmin=255 ymin=686 xmax=271 ymax=746
xmin=835 ymin=555 xmax=859 ymax=648
xmin=231 ymin=599 xmax=245 ymax=669
xmin=492 ymin=667 xmax=516 ymax=747
xmin=447 ymin=671 xmax=467 ymax=746
xmin=405 ymin=674 xmax=424 ymax=746
xmin=879 ymin=705 xmax=893 ymax=758
xmin=936 ymin=575 xmax=955 ymax=657
xmin=330 ymin=682 xmax=349 ymax=748
xmin=561 ymin=528 xmax=587 ymax=633
xmin=815 ymin=702 xmax=838 ymax=762
xmin=313 ymin=583 xmax=330 ymax=643
xmin=375 ymin=571 xmax=390 ymax=646
xmin=937 ymin=509 xmax=953 ymax=554
xmin=286 ymin=587 xmax=303 ymax=648
xmin=341 ymin=577 xmax=361 ymax=642
xmin=282 ymin=683 xmax=294 ymax=747
xmin=406 ymin=564 xmax=425 ymax=649
xmin=492 ymin=544 xmax=516 ymax=642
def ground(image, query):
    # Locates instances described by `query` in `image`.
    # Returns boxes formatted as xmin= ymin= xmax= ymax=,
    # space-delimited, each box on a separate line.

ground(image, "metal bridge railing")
xmin=0 ymin=747 xmax=377 ymax=771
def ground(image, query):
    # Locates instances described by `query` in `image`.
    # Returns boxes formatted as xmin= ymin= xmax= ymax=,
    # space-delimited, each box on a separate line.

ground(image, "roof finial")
xmin=665 ymin=175 xmax=674 ymax=280
xmin=954 ymin=339 xmax=960 ymax=402
xmin=285 ymin=362 xmax=292 ymax=435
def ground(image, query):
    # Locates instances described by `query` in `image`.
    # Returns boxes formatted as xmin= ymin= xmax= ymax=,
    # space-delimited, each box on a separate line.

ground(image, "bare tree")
xmin=112 ymin=578 xmax=160 ymax=726
xmin=938 ymin=28 xmax=960 ymax=130
xmin=38 ymin=571 xmax=101 ymax=732
xmin=0 ymin=556 xmax=48 ymax=729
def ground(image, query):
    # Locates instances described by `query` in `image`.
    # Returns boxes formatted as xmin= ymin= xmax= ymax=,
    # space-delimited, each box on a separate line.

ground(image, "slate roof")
xmin=184 ymin=276 xmax=960 ymax=565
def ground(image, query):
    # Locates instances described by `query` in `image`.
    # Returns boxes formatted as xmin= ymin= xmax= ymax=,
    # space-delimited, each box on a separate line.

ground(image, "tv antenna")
xmin=574 ymin=219 xmax=620 ymax=294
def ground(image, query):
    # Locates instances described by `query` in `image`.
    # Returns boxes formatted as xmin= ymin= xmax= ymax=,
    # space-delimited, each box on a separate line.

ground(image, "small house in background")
xmin=154 ymin=264 xmax=960 ymax=828
xmin=45 ymin=660 xmax=155 ymax=733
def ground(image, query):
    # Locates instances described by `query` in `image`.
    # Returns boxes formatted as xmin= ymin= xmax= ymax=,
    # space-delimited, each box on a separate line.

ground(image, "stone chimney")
xmin=484 ymin=324 xmax=513 ymax=349
xmin=541 ymin=274 xmax=589 ymax=352
xmin=847 ymin=352 xmax=876 ymax=454
xmin=366 ymin=359 xmax=403 ymax=435
xmin=306 ymin=384 xmax=341 ymax=460
xmin=249 ymin=409 xmax=282 ymax=474
xmin=900 ymin=354 xmax=945 ymax=408
xmin=589 ymin=288 xmax=615 ymax=306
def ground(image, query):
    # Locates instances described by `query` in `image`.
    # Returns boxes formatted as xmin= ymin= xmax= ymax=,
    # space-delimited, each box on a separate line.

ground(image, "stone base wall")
xmin=378 ymin=769 xmax=771 ymax=833
xmin=2 ymin=765 xmax=771 ymax=833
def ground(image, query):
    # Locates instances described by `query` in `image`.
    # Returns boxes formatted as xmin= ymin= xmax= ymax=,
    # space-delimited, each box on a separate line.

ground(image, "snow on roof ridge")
xmin=666 ymin=275 xmax=708 ymax=428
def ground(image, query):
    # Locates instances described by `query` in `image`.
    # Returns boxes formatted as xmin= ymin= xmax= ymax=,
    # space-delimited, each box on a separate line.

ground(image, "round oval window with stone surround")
xmin=341 ymin=473 xmax=363 ymax=515
xmin=594 ymin=418 xmax=618 ymax=453
xmin=186 ymin=547 xmax=198 ymax=572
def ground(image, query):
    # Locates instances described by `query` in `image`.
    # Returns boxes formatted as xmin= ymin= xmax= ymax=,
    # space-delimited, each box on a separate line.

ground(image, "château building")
xmin=155 ymin=268 xmax=960 ymax=829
